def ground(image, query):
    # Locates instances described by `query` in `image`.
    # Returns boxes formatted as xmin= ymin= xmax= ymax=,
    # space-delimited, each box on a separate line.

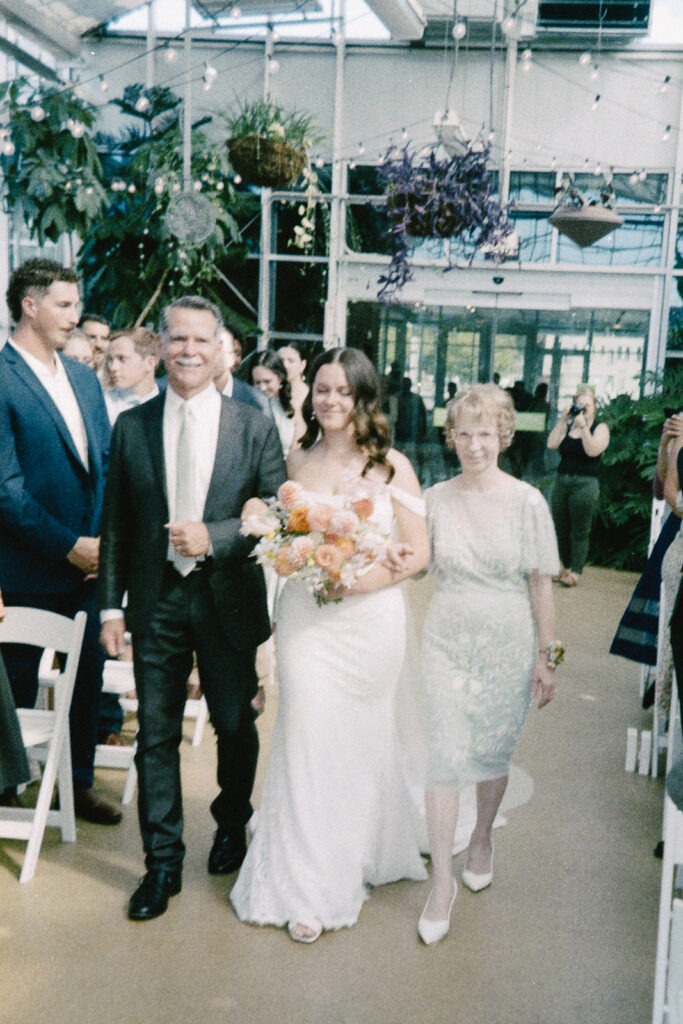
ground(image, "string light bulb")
xmin=68 ymin=119 xmax=86 ymax=138
xmin=591 ymin=94 xmax=600 ymax=110
xmin=332 ymin=29 xmax=343 ymax=45
xmin=271 ymin=28 xmax=281 ymax=42
xmin=204 ymin=64 xmax=218 ymax=85
xmin=501 ymin=15 xmax=516 ymax=36
xmin=268 ymin=58 xmax=280 ymax=74
xmin=590 ymin=64 xmax=599 ymax=81
xmin=638 ymin=169 xmax=647 ymax=182
xmin=452 ymin=20 xmax=466 ymax=41
xmin=358 ymin=142 xmax=365 ymax=155
xmin=662 ymin=124 xmax=672 ymax=142
xmin=134 ymin=95 xmax=150 ymax=113
xmin=2 ymin=139 xmax=15 ymax=155
xmin=231 ymin=4 xmax=242 ymax=16
xmin=99 ymin=75 xmax=108 ymax=92
xmin=659 ymin=74 xmax=671 ymax=95
xmin=165 ymin=46 xmax=177 ymax=63
xmin=579 ymin=50 xmax=591 ymax=66
xmin=233 ymin=174 xmax=242 ymax=185
xmin=30 ymin=105 xmax=45 ymax=122
xmin=629 ymin=171 xmax=638 ymax=185
xmin=550 ymin=156 xmax=557 ymax=168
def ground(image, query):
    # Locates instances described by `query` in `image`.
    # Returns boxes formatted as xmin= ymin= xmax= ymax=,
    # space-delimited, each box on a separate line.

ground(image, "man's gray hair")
xmin=159 ymin=296 xmax=223 ymax=337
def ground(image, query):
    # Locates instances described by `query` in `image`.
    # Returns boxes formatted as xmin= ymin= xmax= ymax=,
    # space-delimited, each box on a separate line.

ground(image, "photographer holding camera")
xmin=546 ymin=384 xmax=610 ymax=587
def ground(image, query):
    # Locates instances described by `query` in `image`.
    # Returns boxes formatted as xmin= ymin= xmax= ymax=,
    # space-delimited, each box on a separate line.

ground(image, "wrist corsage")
xmin=539 ymin=642 xmax=565 ymax=670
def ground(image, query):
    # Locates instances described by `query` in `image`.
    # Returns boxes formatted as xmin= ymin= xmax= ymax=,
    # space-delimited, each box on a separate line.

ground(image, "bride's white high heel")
xmin=287 ymin=919 xmax=323 ymax=944
xmin=417 ymin=880 xmax=457 ymax=945
xmin=462 ymin=845 xmax=494 ymax=893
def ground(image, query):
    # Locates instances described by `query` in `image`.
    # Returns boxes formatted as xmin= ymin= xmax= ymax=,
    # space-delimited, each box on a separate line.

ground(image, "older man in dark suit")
xmin=0 ymin=258 xmax=119 ymax=824
xmin=99 ymin=295 xmax=286 ymax=921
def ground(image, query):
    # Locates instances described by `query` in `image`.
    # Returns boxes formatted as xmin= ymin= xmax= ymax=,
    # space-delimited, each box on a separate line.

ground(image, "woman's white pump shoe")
xmin=417 ymin=882 xmax=457 ymax=945
xmin=462 ymin=847 xmax=494 ymax=892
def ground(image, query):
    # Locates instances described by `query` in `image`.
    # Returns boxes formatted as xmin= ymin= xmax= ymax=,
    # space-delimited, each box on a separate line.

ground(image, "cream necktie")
xmin=171 ymin=402 xmax=196 ymax=576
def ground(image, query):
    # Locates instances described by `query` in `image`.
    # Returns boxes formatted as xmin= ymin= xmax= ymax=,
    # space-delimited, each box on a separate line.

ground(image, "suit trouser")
xmin=550 ymin=474 xmax=600 ymax=574
xmin=132 ymin=564 xmax=260 ymax=872
xmin=0 ymin=582 xmax=105 ymax=789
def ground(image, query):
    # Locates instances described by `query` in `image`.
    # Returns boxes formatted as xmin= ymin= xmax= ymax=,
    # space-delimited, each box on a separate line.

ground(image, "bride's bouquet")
xmin=241 ymin=480 xmax=390 ymax=604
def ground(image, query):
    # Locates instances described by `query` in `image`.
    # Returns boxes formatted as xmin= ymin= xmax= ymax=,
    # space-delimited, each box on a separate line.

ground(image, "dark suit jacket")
xmin=232 ymin=377 xmax=271 ymax=417
xmin=0 ymin=344 xmax=111 ymax=594
xmin=98 ymin=390 xmax=286 ymax=650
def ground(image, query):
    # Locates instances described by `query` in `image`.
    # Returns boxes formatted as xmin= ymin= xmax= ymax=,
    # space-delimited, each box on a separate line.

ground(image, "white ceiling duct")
xmin=361 ymin=0 xmax=427 ymax=40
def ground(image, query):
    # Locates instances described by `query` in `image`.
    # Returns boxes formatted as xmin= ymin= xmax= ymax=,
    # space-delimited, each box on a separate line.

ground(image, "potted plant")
xmin=548 ymin=173 xmax=623 ymax=248
xmin=0 ymin=76 xmax=107 ymax=251
xmin=377 ymin=142 xmax=513 ymax=301
xmin=225 ymin=99 xmax=317 ymax=190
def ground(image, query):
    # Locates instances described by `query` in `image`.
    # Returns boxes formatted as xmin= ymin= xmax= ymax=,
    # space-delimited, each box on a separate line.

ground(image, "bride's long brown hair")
xmin=300 ymin=347 xmax=395 ymax=481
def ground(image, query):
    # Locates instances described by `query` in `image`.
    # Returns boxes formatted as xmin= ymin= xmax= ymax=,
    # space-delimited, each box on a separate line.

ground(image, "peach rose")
xmin=314 ymin=544 xmax=344 ymax=574
xmin=287 ymin=506 xmax=310 ymax=533
xmin=352 ymin=498 xmax=374 ymax=520
xmin=335 ymin=537 xmax=356 ymax=558
xmin=329 ymin=509 xmax=359 ymax=537
xmin=273 ymin=547 xmax=298 ymax=576
xmin=277 ymin=480 xmax=305 ymax=509
xmin=307 ymin=503 xmax=336 ymax=533
xmin=288 ymin=535 xmax=315 ymax=567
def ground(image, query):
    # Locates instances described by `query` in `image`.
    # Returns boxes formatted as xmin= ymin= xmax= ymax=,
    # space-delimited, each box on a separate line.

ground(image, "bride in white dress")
xmin=230 ymin=347 xmax=429 ymax=942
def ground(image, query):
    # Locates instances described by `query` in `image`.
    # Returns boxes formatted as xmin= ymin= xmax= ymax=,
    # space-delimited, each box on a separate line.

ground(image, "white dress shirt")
xmin=10 ymin=341 xmax=90 ymax=469
xmin=105 ymin=382 xmax=159 ymax=425
xmin=164 ymin=383 xmax=221 ymax=563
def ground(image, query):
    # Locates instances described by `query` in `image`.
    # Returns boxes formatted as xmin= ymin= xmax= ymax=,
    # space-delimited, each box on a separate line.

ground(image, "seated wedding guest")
xmin=231 ymin=347 xmax=429 ymax=944
xmin=417 ymin=384 xmax=559 ymax=945
xmin=276 ymin=341 xmax=308 ymax=447
xmin=611 ymin=411 xmax=683 ymax=717
xmin=249 ymin=350 xmax=296 ymax=455
xmin=214 ymin=327 xmax=269 ymax=415
xmin=63 ymin=329 xmax=95 ymax=369
xmin=0 ymin=589 xmax=31 ymax=800
xmin=80 ymin=313 xmax=110 ymax=384
xmin=664 ymin=434 xmax=683 ymax=733
xmin=105 ymin=327 xmax=160 ymax=425
xmin=546 ymin=384 xmax=610 ymax=587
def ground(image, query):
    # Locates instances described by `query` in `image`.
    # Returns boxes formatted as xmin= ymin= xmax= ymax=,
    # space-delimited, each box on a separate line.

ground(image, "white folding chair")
xmin=0 ymin=607 xmax=87 ymax=883
xmin=39 ymin=657 xmax=209 ymax=806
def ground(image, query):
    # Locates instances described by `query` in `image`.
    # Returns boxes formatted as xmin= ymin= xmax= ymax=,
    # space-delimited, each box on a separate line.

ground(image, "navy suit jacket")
xmin=0 ymin=343 xmax=111 ymax=594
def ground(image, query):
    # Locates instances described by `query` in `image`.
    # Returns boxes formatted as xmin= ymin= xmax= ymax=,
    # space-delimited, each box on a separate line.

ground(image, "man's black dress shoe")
xmin=208 ymin=829 xmax=247 ymax=875
xmin=74 ymin=787 xmax=123 ymax=825
xmin=128 ymin=869 xmax=182 ymax=921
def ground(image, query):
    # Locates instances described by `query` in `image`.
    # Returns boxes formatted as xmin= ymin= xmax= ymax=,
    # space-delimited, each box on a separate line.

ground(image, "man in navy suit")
xmin=0 ymin=258 xmax=121 ymax=824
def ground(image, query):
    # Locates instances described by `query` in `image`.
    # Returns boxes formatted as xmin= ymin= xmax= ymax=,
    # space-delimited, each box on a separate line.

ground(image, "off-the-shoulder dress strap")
xmin=388 ymin=484 xmax=426 ymax=516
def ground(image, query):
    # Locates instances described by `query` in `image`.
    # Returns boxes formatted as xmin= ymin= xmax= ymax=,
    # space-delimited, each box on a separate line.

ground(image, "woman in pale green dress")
xmin=417 ymin=385 xmax=561 ymax=944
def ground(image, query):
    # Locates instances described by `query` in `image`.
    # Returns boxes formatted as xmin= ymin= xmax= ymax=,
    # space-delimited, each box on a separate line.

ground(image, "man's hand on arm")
xmin=66 ymin=536 xmax=100 ymax=576
xmin=166 ymin=521 xmax=211 ymax=558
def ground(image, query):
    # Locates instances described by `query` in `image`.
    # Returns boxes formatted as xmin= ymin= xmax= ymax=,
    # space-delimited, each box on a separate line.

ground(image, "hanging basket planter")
xmin=549 ymin=203 xmax=624 ymax=247
xmin=377 ymin=142 xmax=514 ymax=301
xmin=227 ymin=134 xmax=305 ymax=189
xmin=388 ymin=191 xmax=465 ymax=238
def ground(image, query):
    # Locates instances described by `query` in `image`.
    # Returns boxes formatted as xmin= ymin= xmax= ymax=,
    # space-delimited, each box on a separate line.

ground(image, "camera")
xmin=568 ymin=403 xmax=585 ymax=418
xmin=492 ymin=276 xmax=504 ymax=285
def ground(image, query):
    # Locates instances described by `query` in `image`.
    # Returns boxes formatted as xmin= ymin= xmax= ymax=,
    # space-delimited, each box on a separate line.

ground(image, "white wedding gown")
xmin=230 ymin=485 xmax=427 ymax=931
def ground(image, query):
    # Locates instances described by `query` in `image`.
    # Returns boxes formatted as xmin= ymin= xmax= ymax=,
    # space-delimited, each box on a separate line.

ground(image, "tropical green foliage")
xmin=0 ymin=76 xmax=107 ymax=244
xmin=80 ymin=84 xmax=243 ymax=325
xmin=589 ymin=369 xmax=683 ymax=569
xmin=224 ymin=98 xmax=318 ymax=148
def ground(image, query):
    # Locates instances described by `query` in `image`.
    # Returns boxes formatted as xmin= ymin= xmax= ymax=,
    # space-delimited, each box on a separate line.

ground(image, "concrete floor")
xmin=0 ymin=567 xmax=665 ymax=1024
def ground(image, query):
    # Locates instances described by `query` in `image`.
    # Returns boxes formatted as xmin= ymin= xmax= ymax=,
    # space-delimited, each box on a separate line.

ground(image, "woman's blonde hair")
xmin=446 ymin=383 xmax=516 ymax=451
